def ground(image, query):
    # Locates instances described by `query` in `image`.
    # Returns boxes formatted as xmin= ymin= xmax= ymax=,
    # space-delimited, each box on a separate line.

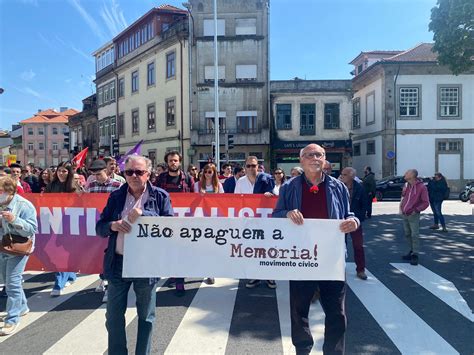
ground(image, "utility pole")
xmin=213 ymin=0 xmax=220 ymax=168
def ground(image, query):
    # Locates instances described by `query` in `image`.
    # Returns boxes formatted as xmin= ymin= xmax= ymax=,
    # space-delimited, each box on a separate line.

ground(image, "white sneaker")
xmin=51 ymin=289 xmax=61 ymax=297
xmin=0 ymin=323 xmax=18 ymax=336
xmin=95 ymin=280 xmax=107 ymax=292
xmin=102 ymin=290 xmax=108 ymax=303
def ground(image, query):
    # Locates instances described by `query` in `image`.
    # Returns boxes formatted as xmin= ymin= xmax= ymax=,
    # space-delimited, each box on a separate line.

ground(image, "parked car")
xmin=375 ymin=176 xmax=430 ymax=201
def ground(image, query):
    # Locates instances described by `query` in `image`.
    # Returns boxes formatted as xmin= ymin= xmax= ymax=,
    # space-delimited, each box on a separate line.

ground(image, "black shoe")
xmin=245 ymin=279 xmax=260 ymax=288
xmin=410 ymin=254 xmax=419 ymax=266
xmin=402 ymin=251 xmax=413 ymax=261
xmin=266 ymin=280 xmax=277 ymax=289
xmin=175 ymin=283 xmax=185 ymax=297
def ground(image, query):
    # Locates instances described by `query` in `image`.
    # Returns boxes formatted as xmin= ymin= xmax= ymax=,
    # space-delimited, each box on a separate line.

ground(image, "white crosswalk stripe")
xmin=1 ymin=263 xmax=469 ymax=354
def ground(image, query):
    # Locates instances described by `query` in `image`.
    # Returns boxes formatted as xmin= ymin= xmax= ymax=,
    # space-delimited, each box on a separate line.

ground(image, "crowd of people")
xmin=0 ymin=145 xmax=454 ymax=354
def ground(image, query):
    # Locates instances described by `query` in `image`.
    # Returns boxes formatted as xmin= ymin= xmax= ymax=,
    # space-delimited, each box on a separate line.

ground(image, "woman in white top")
xmin=270 ymin=168 xmax=286 ymax=196
xmin=194 ymin=163 xmax=224 ymax=194
xmin=193 ymin=163 xmax=223 ymax=285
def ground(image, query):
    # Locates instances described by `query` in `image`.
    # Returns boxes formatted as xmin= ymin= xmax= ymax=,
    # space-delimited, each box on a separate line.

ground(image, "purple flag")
xmin=116 ymin=140 xmax=143 ymax=171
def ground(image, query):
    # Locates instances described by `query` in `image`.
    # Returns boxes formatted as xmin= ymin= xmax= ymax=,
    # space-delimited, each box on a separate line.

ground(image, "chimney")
xmin=60 ymin=106 xmax=68 ymax=112
xmin=37 ymin=109 xmax=42 ymax=113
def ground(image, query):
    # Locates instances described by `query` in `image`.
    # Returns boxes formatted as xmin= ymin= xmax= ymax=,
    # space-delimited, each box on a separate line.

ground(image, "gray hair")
xmin=344 ymin=167 xmax=357 ymax=177
xmin=125 ymin=155 xmax=152 ymax=173
xmin=408 ymin=169 xmax=418 ymax=178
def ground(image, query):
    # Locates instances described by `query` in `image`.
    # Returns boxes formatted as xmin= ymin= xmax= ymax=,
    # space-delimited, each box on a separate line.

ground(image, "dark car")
xmin=375 ymin=176 xmax=430 ymax=201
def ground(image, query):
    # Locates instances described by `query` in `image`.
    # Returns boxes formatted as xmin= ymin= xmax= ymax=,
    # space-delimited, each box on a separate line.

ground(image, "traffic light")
xmin=112 ymin=138 xmax=120 ymax=156
xmin=64 ymin=131 xmax=70 ymax=151
xmin=227 ymin=134 xmax=235 ymax=150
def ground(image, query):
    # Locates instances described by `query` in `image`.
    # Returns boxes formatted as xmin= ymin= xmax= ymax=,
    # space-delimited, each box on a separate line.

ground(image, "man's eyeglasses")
xmin=125 ymin=169 xmax=147 ymax=177
xmin=246 ymin=164 xmax=257 ymax=168
xmin=303 ymin=152 xmax=325 ymax=159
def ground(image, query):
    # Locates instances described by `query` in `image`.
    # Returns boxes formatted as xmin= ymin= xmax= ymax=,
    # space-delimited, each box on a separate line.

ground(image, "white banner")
xmin=123 ymin=217 xmax=346 ymax=281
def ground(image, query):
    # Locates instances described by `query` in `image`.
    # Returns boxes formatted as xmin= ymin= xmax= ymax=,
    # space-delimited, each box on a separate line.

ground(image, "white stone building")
xmin=349 ymin=43 xmax=473 ymax=190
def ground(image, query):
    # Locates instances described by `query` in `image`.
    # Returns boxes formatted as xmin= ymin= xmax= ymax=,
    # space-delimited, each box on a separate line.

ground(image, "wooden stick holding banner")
xmin=123 ymin=217 xmax=346 ymax=281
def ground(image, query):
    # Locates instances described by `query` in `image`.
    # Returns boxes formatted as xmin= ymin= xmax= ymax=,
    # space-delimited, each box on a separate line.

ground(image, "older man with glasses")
xmin=273 ymin=144 xmax=359 ymax=355
xmin=96 ymin=155 xmax=173 ymax=355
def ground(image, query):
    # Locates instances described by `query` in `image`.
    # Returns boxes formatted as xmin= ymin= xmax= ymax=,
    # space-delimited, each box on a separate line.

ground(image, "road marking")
xmin=0 ymin=274 xmax=97 ymax=344
xmin=164 ymin=278 xmax=238 ymax=354
xmin=276 ymin=280 xmax=324 ymax=355
xmin=44 ymin=278 xmax=166 ymax=354
xmin=391 ymin=263 xmax=474 ymax=323
xmin=346 ymin=263 xmax=458 ymax=355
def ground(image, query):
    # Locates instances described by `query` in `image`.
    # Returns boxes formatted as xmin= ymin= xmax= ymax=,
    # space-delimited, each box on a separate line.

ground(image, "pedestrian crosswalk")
xmin=0 ymin=263 xmax=471 ymax=354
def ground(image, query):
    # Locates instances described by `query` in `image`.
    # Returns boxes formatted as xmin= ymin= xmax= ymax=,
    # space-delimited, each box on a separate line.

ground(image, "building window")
xmin=118 ymin=113 xmax=125 ymax=136
xmin=38 ymin=142 xmax=44 ymax=150
xmin=353 ymin=143 xmax=361 ymax=156
xmin=399 ymin=87 xmax=419 ymax=117
xmin=324 ymin=103 xmax=340 ymax=129
xmin=28 ymin=143 xmax=34 ymax=151
xmin=366 ymin=141 xmax=375 ymax=155
xmin=118 ymin=78 xmax=125 ymax=98
xmin=52 ymin=142 xmax=58 ymax=150
xmin=300 ymin=104 xmax=315 ymax=135
xmin=131 ymin=70 xmax=139 ymax=93
xmin=52 ymin=127 xmax=58 ymax=135
xmin=366 ymin=92 xmax=375 ymax=124
xmin=204 ymin=65 xmax=225 ymax=82
xmin=235 ymin=64 xmax=257 ymax=81
xmin=205 ymin=112 xmax=226 ymax=132
xmin=131 ymin=109 xmax=139 ymax=134
xmin=38 ymin=127 xmax=44 ymax=135
xmin=352 ymin=98 xmax=360 ymax=129
xmin=110 ymin=117 xmax=116 ymax=137
xmin=147 ymin=62 xmax=155 ymax=86
xmin=98 ymin=86 xmax=104 ymax=105
xmin=439 ymin=86 xmax=460 ymax=118
xmin=147 ymin=104 xmax=156 ymax=130
xmin=166 ymin=52 xmax=175 ymax=79
xmin=166 ymin=99 xmax=175 ymax=126
xmin=437 ymin=140 xmax=461 ymax=152
xmin=236 ymin=18 xmax=256 ymax=35
xmin=237 ymin=114 xmax=257 ymax=133
xmin=276 ymin=104 xmax=292 ymax=130
xmin=148 ymin=150 xmax=156 ymax=167
xmin=27 ymin=127 xmax=33 ymax=135
xmin=203 ymin=19 xmax=225 ymax=36
xmin=98 ymin=81 xmax=116 ymax=105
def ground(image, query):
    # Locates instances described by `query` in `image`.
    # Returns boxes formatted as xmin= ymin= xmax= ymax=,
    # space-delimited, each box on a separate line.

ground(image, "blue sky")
xmin=0 ymin=0 xmax=437 ymax=130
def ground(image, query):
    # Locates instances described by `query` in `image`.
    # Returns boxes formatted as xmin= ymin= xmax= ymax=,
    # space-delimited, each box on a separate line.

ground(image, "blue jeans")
xmin=0 ymin=253 xmax=30 ymax=325
xmin=430 ymin=201 xmax=445 ymax=227
xmin=106 ymin=255 xmax=157 ymax=355
xmin=54 ymin=272 xmax=77 ymax=290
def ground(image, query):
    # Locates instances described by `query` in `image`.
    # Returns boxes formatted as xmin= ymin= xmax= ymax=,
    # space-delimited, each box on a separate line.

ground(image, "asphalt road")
xmin=1 ymin=201 xmax=472 ymax=355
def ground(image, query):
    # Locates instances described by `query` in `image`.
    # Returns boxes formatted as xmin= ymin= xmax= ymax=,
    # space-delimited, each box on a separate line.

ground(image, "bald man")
xmin=273 ymin=143 xmax=359 ymax=355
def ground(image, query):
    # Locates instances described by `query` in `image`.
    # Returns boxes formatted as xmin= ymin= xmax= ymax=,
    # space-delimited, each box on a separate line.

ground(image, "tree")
xmin=429 ymin=0 xmax=474 ymax=75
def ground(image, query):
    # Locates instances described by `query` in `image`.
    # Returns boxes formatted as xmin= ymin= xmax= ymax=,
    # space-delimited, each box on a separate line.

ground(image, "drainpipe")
xmin=266 ymin=1 xmax=271 ymax=168
xmin=113 ymin=68 xmax=119 ymax=158
xmin=178 ymin=34 xmax=185 ymax=166
xmin=393 ymin=64 xmax=400 ymax=176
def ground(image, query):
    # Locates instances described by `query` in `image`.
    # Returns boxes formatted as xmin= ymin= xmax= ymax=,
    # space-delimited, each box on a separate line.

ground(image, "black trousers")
xmin=290 ymin=280 xmax=346 ymax=355
xmin=366 ymin=192 xmax=373 ymax=217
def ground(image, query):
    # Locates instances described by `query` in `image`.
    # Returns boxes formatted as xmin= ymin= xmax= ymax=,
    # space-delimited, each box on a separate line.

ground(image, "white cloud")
xmin=20 ymin=69 xmax=36 ymax=81
xmin=71 ymin=44 xmax=95 ymax=63
xmin=38 ymin=33 xmax=54 ymax=48
xmin=100 ymin=0 xmax=127 ymax=37
xmin=22 ymin=87 xmax=42 ymax=98
xmin=68 ymin=0 xmax=107 ymax=42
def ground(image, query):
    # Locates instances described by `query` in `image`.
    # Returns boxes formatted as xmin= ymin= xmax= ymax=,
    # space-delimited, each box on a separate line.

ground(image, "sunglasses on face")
xmin=246 ymin=164 xmax=257 ymax=168
xmin=204 ymin=170 xmax=213 ymax=174
xmin=191 ymin=168 xmax=197 ymax=171
xmin=125 ymin=169 xmax=147 ymax=177
xmin=274 ymin=172 xmax=283 ymax=175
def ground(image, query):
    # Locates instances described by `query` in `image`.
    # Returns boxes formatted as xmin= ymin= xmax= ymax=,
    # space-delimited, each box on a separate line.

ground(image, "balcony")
xmin=191 ymin=128 xmax=270 ymax=146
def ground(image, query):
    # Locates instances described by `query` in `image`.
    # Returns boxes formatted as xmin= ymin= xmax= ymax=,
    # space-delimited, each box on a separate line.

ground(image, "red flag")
xmin=71 ymin=147 xmax=89 ymax=168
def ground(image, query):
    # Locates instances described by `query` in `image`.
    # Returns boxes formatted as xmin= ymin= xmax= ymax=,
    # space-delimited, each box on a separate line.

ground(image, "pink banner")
xmin=24 ymin=193 xmax=277 ymax=274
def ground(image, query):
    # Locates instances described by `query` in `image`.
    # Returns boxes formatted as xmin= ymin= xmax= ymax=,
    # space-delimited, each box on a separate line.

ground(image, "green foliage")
xmin=429 ymin=0 xmax=474 ymax=75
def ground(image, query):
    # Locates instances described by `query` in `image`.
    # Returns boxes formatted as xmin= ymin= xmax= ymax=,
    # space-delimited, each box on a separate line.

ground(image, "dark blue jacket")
xmin=96 ymin=181 xmax=173 ymax=279
xmin=427 ymin=179 xmax=448 ymax=202
xmin=254 ymin=173 xmax=275 ymax=194
xmin=272 ymin=174 xmax=358 ymax=226
xmin=223 ymin=176 xmax=237 ymax=193
xmin=350 ymin=181 xmax=367 ymax=222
